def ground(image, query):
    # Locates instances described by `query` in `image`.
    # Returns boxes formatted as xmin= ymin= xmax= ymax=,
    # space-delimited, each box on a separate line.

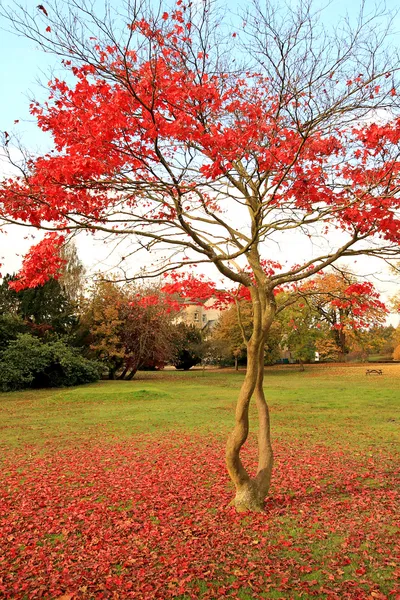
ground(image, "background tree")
xmin=315 ymin=338 xmax=342 ymax=363
xmin=0 ymin=274 xmax=76 ymax=336
xmin=393 ymin=325 xmax=400 ymax=347
xmin=0 ymin=243 xmax=85 ymax=337
xmin=0 ymin=275 xmax=19 ymax=315
xmin=298 ymin=271 xmax=388 ymax=358
xmin=81 ymin=280 xmax=126 ymax=379
xmin=170 ymin=322 xmax=204 ymax=370
xmin=202 ymin=337 xmax=236 ymax=367
xmin=212 ymin=302 xmax=253 ymax=369
xmin=212 ymin=302 xmax=281 ymax=368
xmin=82 ymin=280 xmax=177 ymax=378
xmin=17 ymin=279 xmax=76 ymax=335
xmin=277 ymin=298 xmax=324 ymax=368
xmin=347 ymin=324 xmax=395 ymax=361
xmin=387 ymin=260 xmax=400 ymax=312
xmin=119 ymin=292 xmax=177 ymax=378
xmin=0 ymin=313 xmax=28 ymax=350
xmin=58 ymin=241 xmax=86 ymax=303
xmin=2 ymin=0 xmax=400 ymax=510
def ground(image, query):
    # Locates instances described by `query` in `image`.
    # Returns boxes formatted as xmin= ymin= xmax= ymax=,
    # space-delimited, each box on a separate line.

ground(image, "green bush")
xmin=0 ymin=334 xmax=100 ymax=391
xmin=0 ymin=313 xmax=28 ymax=349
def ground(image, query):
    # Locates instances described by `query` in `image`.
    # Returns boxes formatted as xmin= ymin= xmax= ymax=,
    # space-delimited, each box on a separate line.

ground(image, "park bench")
xmin=366 ymin=369 xmax=383 ymax=375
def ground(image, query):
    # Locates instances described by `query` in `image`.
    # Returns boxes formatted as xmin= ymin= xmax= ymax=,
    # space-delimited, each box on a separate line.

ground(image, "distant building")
xmin=177 ymin=298 xmax=222 ymax=334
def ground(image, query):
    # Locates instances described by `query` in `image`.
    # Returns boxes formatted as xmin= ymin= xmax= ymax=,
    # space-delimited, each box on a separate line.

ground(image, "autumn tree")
xmin=212 ymin=302 xmax=253 ymax=369
xmin=393 ymin=325 xmax=400 ymax=347
xmin=274 ymin=271 xmax=388 ymax=363
xmin=2 ymin=0 xmax=400 ymax=510
xmin=81 ymin=280 xmax=126 ymax=379
xmin=315 ymin=337 xmax=341 ymax=363
xmin=347 ymin=324 xmax=395 ymax=360
xmin=82 ymin=280 xmax=176 ymax=378
xmin=298 ymin=271 xmax=388 ymax=357
xmin=212 ymin=302 xmax=281 ymax=368
xmin=119 ymin=290 xmax=177 ymax=377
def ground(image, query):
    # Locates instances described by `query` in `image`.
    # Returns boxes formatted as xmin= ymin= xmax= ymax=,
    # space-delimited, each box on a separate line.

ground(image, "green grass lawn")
xmin=0 ymin=364 xmax=399 ymax=599
xmin=1 ymin=363 xmax=398 ymax=450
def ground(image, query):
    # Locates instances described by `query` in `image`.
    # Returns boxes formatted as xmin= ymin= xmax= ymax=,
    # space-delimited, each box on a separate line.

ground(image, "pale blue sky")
xmin=0 ymin=29 xmax=51 ymax=148
xmin=1 ymin=0 xmax=399 ymax=149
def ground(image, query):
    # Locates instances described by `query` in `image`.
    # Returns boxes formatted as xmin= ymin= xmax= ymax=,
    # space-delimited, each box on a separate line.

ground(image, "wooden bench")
xmin=366 ymin=369 xmax=383 ymax=375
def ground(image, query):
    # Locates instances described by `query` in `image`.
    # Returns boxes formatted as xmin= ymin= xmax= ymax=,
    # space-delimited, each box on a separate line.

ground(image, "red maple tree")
xmin=1 ymin=0 xmax=400 ymax=510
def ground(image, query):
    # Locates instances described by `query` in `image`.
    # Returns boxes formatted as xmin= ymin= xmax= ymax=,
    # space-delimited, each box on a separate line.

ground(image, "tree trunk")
xmin=118 ymin=365 xmax=129 ymax=380
xmin=253 ymin=342 xmax=273 ymax=502
xmin=226 ymin=336 xmax=273 ymax=512
xmin=109 ymin=358 xmax=124 ymax=380
xmin=126 ymin=367 xmax=137 ymax=380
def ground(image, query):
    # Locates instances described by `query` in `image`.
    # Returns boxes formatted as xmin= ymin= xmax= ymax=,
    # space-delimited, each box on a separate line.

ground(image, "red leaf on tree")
xmin=8 ymin=233 xmax=66 ymax=291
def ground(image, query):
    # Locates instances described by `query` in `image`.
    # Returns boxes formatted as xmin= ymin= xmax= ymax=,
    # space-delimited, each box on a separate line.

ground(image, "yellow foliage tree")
xmin=393 ymin=344 xmax=400 ymax=361
xmin=315 ymin=338 xmax=341 ymax=362
xmin=81 ymin=280 xmax=126 ymax=379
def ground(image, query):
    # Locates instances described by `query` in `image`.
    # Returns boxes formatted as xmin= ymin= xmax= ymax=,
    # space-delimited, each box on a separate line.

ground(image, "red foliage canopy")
xmin=1 ymin=6 xmax=400 ymax=293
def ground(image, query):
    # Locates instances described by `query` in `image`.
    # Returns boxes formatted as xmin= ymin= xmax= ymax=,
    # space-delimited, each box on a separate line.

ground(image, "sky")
xmin=0 ymin=0 xmax=399 ymax=325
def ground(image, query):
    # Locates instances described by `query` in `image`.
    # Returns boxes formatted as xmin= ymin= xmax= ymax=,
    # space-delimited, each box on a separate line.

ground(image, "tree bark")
xmin=226 ymin=337 xmax=272 ymax=511
xmin=253 ymin=341 xmax=274 ymax=501
xmin=226 ymin=283 xmax=275 ymax=512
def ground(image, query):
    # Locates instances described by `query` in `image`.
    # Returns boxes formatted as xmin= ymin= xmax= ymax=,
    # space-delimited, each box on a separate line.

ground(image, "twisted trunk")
xmin=226 ymin=289 xmax=275 ymax=512
xmin=254 ymin=341 xmax=274 ymax=501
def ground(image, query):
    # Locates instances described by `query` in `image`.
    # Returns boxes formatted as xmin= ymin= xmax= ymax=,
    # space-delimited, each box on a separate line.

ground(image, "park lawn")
xmin=1 ymin=363 xmax=399 ymax=450
xmin=0 ymin=364 xmax=399 ymax=599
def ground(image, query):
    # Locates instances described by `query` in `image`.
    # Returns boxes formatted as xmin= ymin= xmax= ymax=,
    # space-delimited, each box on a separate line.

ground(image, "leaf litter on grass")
xmin=0 ymin=433 xmax=398 ymax=599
